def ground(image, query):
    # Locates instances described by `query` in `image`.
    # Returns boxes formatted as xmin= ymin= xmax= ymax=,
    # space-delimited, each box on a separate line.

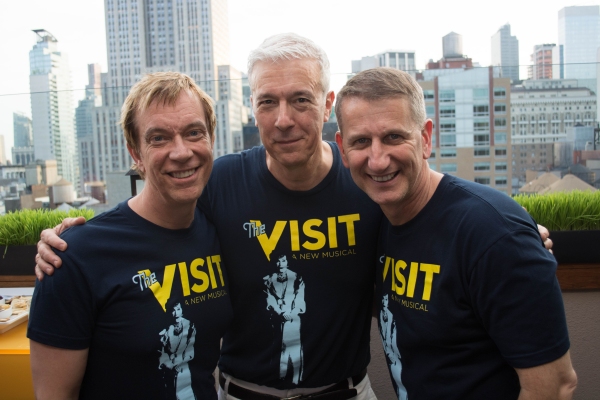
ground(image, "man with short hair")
xmin=334 ymin=67 xmax=577 ymax=399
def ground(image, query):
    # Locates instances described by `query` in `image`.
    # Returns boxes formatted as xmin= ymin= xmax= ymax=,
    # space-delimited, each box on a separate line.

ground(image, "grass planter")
xmin=513 ymin=191 xmax=600 ymax=266
xmin=0 ymin=209 xmax=95 ymax=279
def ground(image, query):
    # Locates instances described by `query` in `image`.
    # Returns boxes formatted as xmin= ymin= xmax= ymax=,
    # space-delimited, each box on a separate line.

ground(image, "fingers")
xmin=35 ymin=252 xmax=56 ymax=280
xmin=537 ymin=224 xmax=550 ymax=242
xmin=35 ymin=238 xmax=62 ymax=268
xmin=544 ymin=238 xmax=553 ymax=253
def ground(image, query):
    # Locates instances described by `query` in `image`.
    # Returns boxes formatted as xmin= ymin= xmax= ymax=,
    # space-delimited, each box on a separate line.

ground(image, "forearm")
xmin=516 ymin=351 xmax=577 ymax=400
xmin=30 ymin=341 xmax=88 ymax=400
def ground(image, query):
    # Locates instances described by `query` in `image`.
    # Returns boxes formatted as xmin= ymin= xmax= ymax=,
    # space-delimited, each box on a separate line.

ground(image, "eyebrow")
xmin=143 ymin=120 xmax=208 ymax=141
xmin=255 ymin=90 xmax=316 ymax=101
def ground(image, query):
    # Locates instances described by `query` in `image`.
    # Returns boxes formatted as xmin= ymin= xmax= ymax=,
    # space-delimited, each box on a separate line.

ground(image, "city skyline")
xmin=1 ymin=0 xmax=599 ymax=162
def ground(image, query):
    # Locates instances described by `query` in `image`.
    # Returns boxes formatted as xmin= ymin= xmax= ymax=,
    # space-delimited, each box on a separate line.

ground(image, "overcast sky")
xmin=0 ymin=0 xmax=597 ymax=162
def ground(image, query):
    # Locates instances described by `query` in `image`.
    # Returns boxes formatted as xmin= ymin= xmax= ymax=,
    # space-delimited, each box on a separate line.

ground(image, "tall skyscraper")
xmin=529 ymin=44 xmax=555 ymax=80
xmin=29 ymin=29 xmax=78 ymax=187
xmin=12 ymin=112 xmax=35 ymax=166
xmin=491 ymin=24 xmax=520 ymax=82
xmin=558 ymin=6 xmax=600 ymax=92
xmin=80 ymin=0 xmax=239 ymax=190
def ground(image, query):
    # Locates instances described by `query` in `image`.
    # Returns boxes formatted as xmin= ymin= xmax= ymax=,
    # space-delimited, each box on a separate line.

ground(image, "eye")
xmin=355 ymin=138 xmax=369 ymax=145
xmin=150 ymin=135 xmax=165 ymax=143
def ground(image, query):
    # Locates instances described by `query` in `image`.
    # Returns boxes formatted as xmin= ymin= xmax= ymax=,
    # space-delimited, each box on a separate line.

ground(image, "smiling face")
xmin=251 ymin=58 xmax=334 ymax=172
xmin=336 ymin=96 xmax=433 ymax=220
xmin=128 ymin=91 xmax=214 ymax=209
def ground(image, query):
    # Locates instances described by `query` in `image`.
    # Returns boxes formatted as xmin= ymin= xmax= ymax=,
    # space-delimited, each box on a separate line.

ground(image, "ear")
xmin=323 ymin=91 xmax=335 ymax=122
xmin=421 ymin=119 xmax=434 ymax=159
xmin=127 ymin=143 xmax=145 ymax=174
xmin=335 ymin=131 xmax=350 ymax=168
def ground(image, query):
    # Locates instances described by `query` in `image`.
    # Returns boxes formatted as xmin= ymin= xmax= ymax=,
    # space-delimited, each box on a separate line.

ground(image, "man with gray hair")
xmin=334 ymin=67 xmax=577 ymax=399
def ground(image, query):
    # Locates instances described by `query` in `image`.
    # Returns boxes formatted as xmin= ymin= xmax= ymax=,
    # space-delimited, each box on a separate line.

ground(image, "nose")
xmin=368 ymin=139 xmax=389 ymax=172
xmin=274 ymin=102 xmax=295 ymax=132
xmin=170 ymin=135 xmax=193 ymax=161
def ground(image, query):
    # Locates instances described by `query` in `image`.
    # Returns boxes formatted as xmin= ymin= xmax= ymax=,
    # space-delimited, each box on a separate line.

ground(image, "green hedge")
xmin=0 ymin=208 xmax=95 ymax=246
xmin=513 ymin=190 xmax=600 ymax=231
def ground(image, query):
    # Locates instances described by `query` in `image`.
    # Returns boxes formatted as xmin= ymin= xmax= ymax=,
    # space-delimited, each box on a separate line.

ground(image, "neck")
xmin=266 ymin=141 xmax=333 ymax=191
xmin=383 ymin=168 xmax=444 ymax=226
xmin=128 ymin=191 xmax=196 ymax=230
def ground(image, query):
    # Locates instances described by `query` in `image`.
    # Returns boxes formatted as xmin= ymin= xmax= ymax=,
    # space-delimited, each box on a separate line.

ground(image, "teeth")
xmin=371 ymin=173 xmax=395 ymax=182
xmin=171 ymin=169 xmax=195 ymax=178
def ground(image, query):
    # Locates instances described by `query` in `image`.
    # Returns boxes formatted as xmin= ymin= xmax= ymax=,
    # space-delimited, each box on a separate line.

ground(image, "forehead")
xmin=341 ymin=96 xmax=415 ymax=135
xmin=137 ymin=92 xmax=205 ymax=131
xmin=252 ymin=58 xmax=322 ymax=96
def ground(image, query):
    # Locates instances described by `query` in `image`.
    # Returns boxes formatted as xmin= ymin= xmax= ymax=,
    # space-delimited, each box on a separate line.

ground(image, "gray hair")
xmin=335 ymin=68 xmax=426 ymax=133
xmin=247 ymin=33 xmax=330 ymax=94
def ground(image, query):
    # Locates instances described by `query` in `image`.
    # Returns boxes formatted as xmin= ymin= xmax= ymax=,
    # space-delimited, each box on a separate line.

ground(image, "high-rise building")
xmin=79 ymin=0 xmax=237 ymax=190
xmin=29 ymin=29 xmax=78 ymax=188
xmin=352 ymin=51 xmax=416 ymax=74
xmin=12 ymin=112 xmax=35 ymax=166
xmin=215 ymin=65 xmax=246 ymax=156
xmin=558 ymin=6 xmax=600 ymax=92
xmin=529 ymin=44 xmax=555 ymax=80
xmin=491 ymin=24 xmax=519 ymax=82
xmin=422 ymin=67 xmax=512 ymax=195
xmin=13 ymin=112 xmax=33 ymax=148
xmin=510 ymin=79 xmax=596 ymax=192
xmin=0 ymin=135 xmax=6 ymax=165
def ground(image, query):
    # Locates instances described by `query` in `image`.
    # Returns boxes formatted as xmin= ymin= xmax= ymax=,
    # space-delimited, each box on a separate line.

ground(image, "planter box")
xmin=551 ymin=230 xmax=600 ymax=264
xmin=0 ymin=245 xmax=37 ymax=276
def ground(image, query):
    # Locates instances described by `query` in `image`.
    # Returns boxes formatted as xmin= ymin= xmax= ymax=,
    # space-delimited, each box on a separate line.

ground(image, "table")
xmin=0 ymin=322 xmax=34 ymax=399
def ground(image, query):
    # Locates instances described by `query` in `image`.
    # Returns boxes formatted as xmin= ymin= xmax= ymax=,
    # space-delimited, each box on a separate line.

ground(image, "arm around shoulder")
xmin=30 ymin=340 xmax=89 ymax=400
xmin=515 ymin=350 xmax=577 ymax=400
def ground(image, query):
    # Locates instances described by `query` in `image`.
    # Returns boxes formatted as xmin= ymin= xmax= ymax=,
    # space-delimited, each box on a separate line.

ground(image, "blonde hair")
xmin=120 ymin=72 xmax=216 ymax=178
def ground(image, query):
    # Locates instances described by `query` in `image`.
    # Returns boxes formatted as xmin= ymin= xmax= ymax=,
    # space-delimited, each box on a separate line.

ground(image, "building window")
xmin=494 ymin=104 xmax=506 ymax=114
xmin=474 ymin=162 xmax=491 ymax=171
xmin=495 ymin=132 xmax=506 ymax=144
xmin=473 ymin=88 xmax=489 ymax=99
xmin=495 ymin=162 xmax=507 ymax=171
xmin=440 ymin=134 xmax=456 ymax=147
xmin=495 ymin=147 xmax=507 ymax=157
xmin=494 ymin=118 xmax=507 ymax=128
xmin=439 ymin=90 xmax=455 ymax=102
xmin=474 ymin=134 xmax=490 ymax=146
xmin=493 ymin=87 xmax=506 ymax=98
xmin=474 ymin=147 xmax=490 ymax=157
xmin=440 ymin=106 xmax=455 ymax=118
xmin=495 ymin=176 xmax=507 ymax=186
xmin=423 ymin=90 xmax=434 ymax=100
xmin=440 ymin=123 xmax=456 ymax=133
xmin=474 ymin=121 xmax=490 ymax=131
xmin=475 ymin=177 xmax=491 ymax=185
xmin=426 ymin=105 xmax=435 ymax=117
xmin=440 ymin=163 xmax=457 ymax=173
xmin=473 ymin=104 xmax=489 ymax=116
xmin=440 ymin=148 xmax=456 ymax=158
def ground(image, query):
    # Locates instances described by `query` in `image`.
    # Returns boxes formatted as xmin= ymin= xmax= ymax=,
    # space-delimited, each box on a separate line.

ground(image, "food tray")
xmin=0 ymin=311 xmax=28 ymax=334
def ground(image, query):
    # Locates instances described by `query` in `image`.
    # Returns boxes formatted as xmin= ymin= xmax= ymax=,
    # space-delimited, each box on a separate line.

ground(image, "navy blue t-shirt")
xmin=375 ymin=174 xmax=570 ymax=399
xmin=28 ymin=201 xmax=233 ymax=400
xmin=198 ymin=143 xmax=383 ymax=389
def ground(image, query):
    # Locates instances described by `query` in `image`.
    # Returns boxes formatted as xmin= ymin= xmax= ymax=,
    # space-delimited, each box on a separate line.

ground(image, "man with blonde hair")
xmin=28 ymin=72 xmax=232 ymax=399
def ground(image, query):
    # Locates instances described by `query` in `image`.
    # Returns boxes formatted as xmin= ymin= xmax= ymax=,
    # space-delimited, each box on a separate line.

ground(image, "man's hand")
xmin=35 ymin=217 xmax=87 ymax=281
xmin=538 ymin=224 xmax=553 ymax=253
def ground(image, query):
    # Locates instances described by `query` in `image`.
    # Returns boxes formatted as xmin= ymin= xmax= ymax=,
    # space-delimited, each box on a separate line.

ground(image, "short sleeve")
xmin=27 ymin=249 xmax=96 ymax=350
xmin=469 ymin=229 xmax=570 ymax=369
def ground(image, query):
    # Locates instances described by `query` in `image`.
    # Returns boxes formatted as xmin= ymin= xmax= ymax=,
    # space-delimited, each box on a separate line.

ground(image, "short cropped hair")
xmin=335 ymin=68 xmax=426 ymax=133
xmin=120 ymin=72 xmax=216 ymax=178
xmin=247 ymin=33 xmax=330 ymax=94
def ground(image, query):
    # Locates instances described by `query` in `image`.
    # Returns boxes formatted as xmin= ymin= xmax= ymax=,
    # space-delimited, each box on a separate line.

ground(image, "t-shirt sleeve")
xmin=27 ymin=248 xmax=96 ymax=350
xmin=468 ymin=228 xmax=570 ymax=369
